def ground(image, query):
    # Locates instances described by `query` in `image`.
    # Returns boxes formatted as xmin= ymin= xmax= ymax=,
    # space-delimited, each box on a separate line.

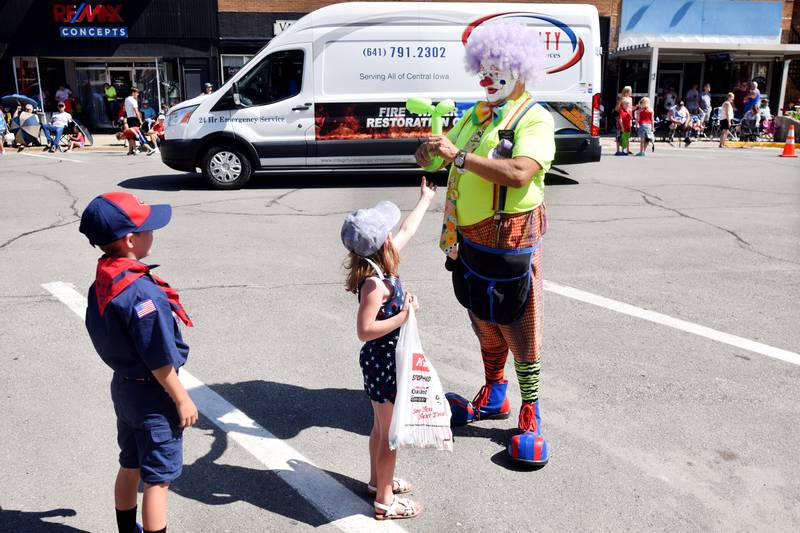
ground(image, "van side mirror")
xmin=232 ymin=82 xmax=241 ymax=106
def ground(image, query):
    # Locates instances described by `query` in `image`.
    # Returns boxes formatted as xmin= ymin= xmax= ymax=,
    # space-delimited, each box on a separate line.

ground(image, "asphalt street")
xmin=1 ymin=143 xmax=799 ymax=532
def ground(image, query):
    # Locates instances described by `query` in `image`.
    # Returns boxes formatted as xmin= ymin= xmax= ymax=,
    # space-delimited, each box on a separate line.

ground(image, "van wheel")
xmin=201 ymin=147 xmax=252 ymax=189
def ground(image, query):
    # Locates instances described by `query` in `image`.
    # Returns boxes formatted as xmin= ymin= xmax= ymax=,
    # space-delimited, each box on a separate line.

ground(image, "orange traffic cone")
xmin=780 ymin=125 xmax=798 ymax=158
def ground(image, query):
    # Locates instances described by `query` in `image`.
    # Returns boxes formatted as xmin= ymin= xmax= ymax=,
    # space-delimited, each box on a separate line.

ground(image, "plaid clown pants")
xmin=459 ymin=205 xmax=547 ymax=366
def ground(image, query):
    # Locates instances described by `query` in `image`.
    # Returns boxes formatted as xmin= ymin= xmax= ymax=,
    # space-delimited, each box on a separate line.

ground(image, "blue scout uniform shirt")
xmin=86 ymin=275 xmax=188 ymax=378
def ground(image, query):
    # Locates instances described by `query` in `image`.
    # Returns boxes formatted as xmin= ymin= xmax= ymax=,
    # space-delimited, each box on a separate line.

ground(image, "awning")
xmin=618 ymin=0 xmax=784 ymax=48
xmin=610 ymin=42 xmax=800 ymax=61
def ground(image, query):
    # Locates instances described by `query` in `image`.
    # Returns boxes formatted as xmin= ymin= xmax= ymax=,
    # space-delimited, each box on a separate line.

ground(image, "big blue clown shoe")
xmin=445 ymin=380 xmax=511 ymax=426
xmin=507 ymin=400 xmax=549 ymax=466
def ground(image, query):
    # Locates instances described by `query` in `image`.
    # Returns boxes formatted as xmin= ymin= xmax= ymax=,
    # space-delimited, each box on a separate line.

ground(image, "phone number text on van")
xmin=362 ymin=46 xmax=447 ymax=59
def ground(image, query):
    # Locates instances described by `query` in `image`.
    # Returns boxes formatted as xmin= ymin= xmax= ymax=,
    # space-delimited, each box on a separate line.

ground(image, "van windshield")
xmin=237 ymin=50 xmax=304 ymax=106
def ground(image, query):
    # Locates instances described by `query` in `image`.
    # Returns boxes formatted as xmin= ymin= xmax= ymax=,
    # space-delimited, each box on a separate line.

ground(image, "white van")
xmin=162 ymin=2 xmax=602 ymax=189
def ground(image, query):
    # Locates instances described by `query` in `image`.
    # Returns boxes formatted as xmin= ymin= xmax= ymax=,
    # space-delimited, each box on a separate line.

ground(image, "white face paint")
xmin=479 ymin=64 xmax=518 ymax=103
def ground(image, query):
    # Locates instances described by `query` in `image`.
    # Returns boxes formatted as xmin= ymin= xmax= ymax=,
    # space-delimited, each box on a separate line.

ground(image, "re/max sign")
xmin=53 ymin=4 xmax=124 ymax=23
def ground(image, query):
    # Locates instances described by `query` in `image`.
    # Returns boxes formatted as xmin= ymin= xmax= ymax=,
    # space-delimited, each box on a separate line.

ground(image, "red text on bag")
xmin=412 ymin=353 xmax=430 ymax=372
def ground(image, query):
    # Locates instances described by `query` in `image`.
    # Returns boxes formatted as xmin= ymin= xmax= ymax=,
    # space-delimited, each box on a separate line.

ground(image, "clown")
xmin=415 ymin=23 xmax=555 ymax=466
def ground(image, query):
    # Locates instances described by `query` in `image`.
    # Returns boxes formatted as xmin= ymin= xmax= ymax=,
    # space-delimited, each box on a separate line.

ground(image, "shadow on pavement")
xmin=0 ymin=508 xmax=87 ymax=532
xmin=117 ymin=172 xmax=432 ymax=192
xmin=172 ymin=417 xmax=368 ymax=526
xmin=118 ymin=169 xmax=577 ymax=192
xmin=207 ymin=381 xmax=372 ymax=439
xmin=451 ymin=423 xmax=547 ymax=471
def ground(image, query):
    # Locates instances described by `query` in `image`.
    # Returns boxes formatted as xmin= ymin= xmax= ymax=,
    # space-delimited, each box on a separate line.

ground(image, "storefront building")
xmin=0 ymin=0 xmax=219 ymax=129
xmin=608 ymin=0 xmax=800 ymax=114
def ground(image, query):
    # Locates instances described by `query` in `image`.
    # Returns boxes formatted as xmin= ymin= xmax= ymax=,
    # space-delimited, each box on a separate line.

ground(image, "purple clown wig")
xmin=464 ymin=23 xmax=547 ymax=88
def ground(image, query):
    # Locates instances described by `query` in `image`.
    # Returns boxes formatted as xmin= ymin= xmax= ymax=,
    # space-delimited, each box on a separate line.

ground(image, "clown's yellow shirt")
xmin=446 ymin=92 xmax=555 ymax=227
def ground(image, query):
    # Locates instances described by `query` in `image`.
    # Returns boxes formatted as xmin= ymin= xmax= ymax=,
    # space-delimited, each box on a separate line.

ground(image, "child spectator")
xmin=635 ymin=97 xmax=654 ymax=155
xmin=341 ymin=178 xmax=436 ymax=520
xmin=65 ymin=128 xmax=85 ymax=152
xmin=616 ymin=97 xmax=633 ymax=156
xmin=79 ymin=192 xmax=197 ymax=533
xmin=614 ymin=86 xmax=633 ymax=155
xmin=117 ymin=118 xmax=156 ymax=156
xmin=151 ymin=115 xmax=166 ymax=144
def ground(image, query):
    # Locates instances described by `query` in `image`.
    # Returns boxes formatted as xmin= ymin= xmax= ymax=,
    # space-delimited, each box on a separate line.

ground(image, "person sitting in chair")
xmin=667 ymin=101 xmax=691 ymax=146
xmin=42 ymin=102 xmax=72 ymax=153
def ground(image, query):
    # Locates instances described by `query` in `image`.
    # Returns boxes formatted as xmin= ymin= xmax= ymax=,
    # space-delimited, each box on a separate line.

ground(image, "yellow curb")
xmin=725 ymin=141 xmax=787 ymax=149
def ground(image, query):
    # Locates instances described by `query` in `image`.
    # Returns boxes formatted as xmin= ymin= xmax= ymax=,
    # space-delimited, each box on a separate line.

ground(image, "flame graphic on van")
xmin=463 ymin=12 xmax=585 ymax=74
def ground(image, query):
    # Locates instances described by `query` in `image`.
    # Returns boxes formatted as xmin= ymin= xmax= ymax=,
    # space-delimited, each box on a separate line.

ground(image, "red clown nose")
xmin=480 ymin=76 xmax=493 ymax=87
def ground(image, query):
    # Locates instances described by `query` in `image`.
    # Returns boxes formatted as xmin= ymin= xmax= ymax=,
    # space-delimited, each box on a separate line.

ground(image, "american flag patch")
xmin=135 ymin=299 xmax=156 ymax=318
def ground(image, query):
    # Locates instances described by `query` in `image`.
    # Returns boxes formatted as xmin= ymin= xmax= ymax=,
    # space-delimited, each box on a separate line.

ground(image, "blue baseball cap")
xmin=79 ymin=192 xmax=172 ymax=246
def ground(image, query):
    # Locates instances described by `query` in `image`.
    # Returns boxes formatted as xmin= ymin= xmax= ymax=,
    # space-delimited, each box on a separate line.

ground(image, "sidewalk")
xmin=599 ymin=134 xmax=786 ymax=152
xmin=81 ymin=133 xmax=129 ymax=153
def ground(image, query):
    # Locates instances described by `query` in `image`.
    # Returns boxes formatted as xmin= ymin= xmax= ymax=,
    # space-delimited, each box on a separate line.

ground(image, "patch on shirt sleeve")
xmin=135 ymin=299 xmax=157 ymax=318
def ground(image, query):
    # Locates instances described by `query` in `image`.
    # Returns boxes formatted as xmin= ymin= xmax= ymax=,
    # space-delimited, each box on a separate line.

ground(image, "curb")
xmin=723 ymin=141 xmax=786 ymax=149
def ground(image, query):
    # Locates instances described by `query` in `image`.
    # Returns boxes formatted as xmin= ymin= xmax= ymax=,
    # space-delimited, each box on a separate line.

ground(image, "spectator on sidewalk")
xmin=699 ymin=83 xmax=712 ymax=124
xmin=151 ymin=114 xmax=166 ymax=145
xmin=719 ymin=92 xmax=735 ymax=148
xmin=141 ymin=100 xmax=156 ymax=122
xmin=743 ymin=81 xmax=761 ymax=114
xmin=634 ymin=96 xmax=655 ymax=155
xmin=759 ymin=98 xmax=772 ymax=122
xmin=55 ymin=84 xmax=72 ymax=110
xmin=733 ymin=81 xmax=747 ymax=117
xmin=667 ymin=101 xmax=690 ymax=145
xmin=116 ymin=117 xmax=155 ymax=156
xmin=65 ymin=129 xmax=85 ymax=152
xmin=124 ymin=87 xmax=142 ymax=128
xmin=614 ymin=86 xmax=633 ymax=155
xmin=103 ymin=83 xmax=117 ymax=122
xmin=662 ymin=86 xmax=677 ymax=112
xmin=41 ymin=102 xmax=73 ymax=153
xmin=685 ymin=84 xmax=700 ymax=114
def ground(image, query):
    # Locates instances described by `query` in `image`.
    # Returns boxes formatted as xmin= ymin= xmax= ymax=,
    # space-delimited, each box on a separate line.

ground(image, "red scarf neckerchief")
xmin=95 ymin=256 xmax=193 ymax=326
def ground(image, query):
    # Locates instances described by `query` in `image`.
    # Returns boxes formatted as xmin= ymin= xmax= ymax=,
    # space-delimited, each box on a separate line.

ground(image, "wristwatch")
xmin=453 ymin=150 xmax=468 ymax=170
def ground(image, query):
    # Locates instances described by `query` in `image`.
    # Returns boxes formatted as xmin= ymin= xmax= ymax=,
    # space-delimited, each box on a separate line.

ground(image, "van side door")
xmin=221 ymin=45 xmax=313 ymax=167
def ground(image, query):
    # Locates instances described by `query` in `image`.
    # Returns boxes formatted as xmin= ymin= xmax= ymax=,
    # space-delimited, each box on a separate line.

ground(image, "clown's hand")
xmin=427 ymin=135 xmax=459 ymax=163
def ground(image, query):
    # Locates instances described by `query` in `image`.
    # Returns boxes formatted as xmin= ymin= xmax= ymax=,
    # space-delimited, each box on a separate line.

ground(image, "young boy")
xmin=79 ymin=192 xmax=198 ymax=533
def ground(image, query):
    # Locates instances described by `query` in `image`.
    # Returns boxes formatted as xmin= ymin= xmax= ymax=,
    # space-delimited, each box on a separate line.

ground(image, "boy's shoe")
xmin=635 ymin=152 xmax=645 ymax=156
xmin=507 ymin=401 xmax=549 ymax=466
xmin=614 ymin=151 xmax=625 ymax=156
xmin=42 ymin=145 xmax=50 ymax=151
xmin=446 ymin=381 xmax=511 ymax=425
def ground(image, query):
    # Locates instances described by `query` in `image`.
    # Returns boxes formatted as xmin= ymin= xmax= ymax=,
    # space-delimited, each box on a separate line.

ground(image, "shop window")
xmin=236 ymin=50 xmax=303 ymax=107
xmin=618 ymin=60 xmax=650 ymax=96
xmin=221 ymin=55 xmax=254 ymax=83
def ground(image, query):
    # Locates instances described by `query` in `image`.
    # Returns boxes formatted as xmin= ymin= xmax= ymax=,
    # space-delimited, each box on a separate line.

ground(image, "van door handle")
xmin=292 ymin=105 xmax=310 ymax=111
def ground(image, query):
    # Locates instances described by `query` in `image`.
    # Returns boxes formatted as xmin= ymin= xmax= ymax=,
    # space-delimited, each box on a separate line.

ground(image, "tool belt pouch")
xmin=452 ymin=236 xmax=538 ymax=325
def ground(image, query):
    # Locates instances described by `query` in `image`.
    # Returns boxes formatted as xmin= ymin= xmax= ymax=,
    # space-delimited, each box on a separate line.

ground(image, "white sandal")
xmin=367 ymin=478 xmax=412 ymax=496
xmin=374 ymin=497 xmax=421 ymax=520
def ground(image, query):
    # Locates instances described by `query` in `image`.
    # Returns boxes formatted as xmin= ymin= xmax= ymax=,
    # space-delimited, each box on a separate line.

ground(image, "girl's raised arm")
xmin=392 ymin=177 xmax=436 ymax=252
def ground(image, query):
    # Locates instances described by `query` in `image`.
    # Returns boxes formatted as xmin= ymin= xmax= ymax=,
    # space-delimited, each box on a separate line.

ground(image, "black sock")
xmin=144 ymin=528 xmax=166 ymax=533
xmin=115 ymin=506 xmax=137 ymax=533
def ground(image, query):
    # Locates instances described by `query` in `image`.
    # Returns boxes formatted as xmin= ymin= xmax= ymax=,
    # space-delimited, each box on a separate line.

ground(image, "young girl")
xmin=635 ymin=97 xmax=655 ymax=155
xmin=615 ymin=86 xmax=633 ymax=155
xmin=341 ymin=177 xmax=436 ymax=520
xmin=65 ymin=129 xmax=85 ymax=152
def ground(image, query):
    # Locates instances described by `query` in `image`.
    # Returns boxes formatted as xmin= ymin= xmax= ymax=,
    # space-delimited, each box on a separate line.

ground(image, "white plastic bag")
xmin=388 ymin=308 xmax=453 ymax=451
